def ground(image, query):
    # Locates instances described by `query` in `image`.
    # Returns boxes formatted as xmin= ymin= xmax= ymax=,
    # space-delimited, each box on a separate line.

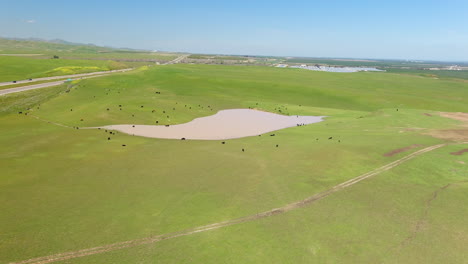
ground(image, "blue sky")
xmin=1 ymin=0 xmax=468 ymax=61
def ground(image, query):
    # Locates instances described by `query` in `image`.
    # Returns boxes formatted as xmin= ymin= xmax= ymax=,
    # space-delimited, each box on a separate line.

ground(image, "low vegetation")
xmin=1 ymin=63 xmax=467 ymax=263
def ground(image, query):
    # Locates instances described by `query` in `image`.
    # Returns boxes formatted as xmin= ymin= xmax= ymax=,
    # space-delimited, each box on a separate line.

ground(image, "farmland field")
xmin=1 ymin=64 xmax=468 ymax=264
xmin=0 ymin=55 xmax=130 ymax=83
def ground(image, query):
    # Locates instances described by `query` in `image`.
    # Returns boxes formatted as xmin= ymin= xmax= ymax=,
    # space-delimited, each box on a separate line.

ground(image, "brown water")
xmin=99 ymin=109 xmax=325 ymax=140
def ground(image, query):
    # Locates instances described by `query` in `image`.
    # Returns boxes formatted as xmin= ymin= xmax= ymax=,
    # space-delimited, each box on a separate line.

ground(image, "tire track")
xmin=10 ymin=143 xmax=456 ymax=264
xmin=396 ymin=180 xmax=468 ymax=250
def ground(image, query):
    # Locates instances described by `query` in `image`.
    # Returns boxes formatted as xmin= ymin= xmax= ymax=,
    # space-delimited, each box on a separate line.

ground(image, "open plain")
xmin=1 ymin=60 xmax=468 ymax=263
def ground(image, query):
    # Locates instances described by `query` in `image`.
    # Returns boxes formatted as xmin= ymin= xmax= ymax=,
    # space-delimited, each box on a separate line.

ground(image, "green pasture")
xmin=68 ymin=143 xmax=468 ymax=264
xmin=1 ymin=64 xmax=467 ymax=263
xmin=0 ymin=55 xmax=130 ymax=82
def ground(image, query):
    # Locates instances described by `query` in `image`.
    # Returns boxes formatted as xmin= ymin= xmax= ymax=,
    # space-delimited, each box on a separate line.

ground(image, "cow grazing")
xmin=122 ymin=144 xmax=126 ymax=147
xmin=181 ymin=138 xmax=186 ymax=140
xmin=108 ymin=137 xmax=111 ymax=140
xmin=222 ymin=142 xmax=225 ymax=144
xmin=270 ymin=134 xmax=275 ymax=136
xmin=276 ymin=144 xmax=279 ymax=147
xmin=328 ymin=137 xmax=333 ymax=140
xmin=242 ymin=148 xmax=245 ymax=152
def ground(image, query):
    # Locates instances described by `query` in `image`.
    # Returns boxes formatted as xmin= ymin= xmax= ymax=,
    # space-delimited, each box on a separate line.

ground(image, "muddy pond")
xmin=99 ymin=109 xmax=325 ymax=140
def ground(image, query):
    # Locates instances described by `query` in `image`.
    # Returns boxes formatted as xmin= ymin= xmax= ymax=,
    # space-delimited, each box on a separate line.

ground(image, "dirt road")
xmin=11 ymin=142 xmax=460 ymax=264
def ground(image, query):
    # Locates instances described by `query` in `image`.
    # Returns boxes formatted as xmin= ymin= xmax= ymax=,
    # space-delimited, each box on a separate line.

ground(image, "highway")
xmin=0 ymin=54 xmax=190 ymax=96
xmin=0 ymin=69 xmax=132 ymax=96
xmin=0 ymin=68 xmax=133 ymax=87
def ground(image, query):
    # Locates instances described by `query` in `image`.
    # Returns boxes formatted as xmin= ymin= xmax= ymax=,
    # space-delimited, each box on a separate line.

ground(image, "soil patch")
xmin=450 ymin=149 xmax=468 ymax=156
xmin=425 ymin=129 xmax=468 ymax=141
xmin=384 ymin=144 xmax=423 ymax=157
xmin=439 ymin=112 xmax=468 ymax=125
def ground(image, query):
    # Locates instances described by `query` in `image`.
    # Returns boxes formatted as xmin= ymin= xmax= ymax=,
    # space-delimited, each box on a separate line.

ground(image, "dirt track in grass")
xmin=12 ymin=143 xmax=463 ymax=264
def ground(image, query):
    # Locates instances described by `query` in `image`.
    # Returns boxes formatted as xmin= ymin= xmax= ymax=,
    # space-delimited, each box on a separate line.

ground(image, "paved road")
xmin=0 ymin=55 xmax=189 ymax=96
xmin=0 ymin=68 xmax=133 ymax=87
xmin=164 ymin=54 xmax=189 ymax=65
xmin=0 ymin=69 xmax=132 ymax=96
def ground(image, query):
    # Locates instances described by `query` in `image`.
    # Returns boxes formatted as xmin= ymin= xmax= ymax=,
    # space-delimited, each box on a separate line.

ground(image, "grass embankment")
xmin=0 ymin=55 xmax=130 ymax=82
xmin=1 ymin=65 xmax=467 ymax=263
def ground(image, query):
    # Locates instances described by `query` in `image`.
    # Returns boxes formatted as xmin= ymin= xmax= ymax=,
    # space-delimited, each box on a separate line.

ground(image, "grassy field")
xmin=1 ymin=64 xmax=467 ymax=263
xmin=0 ymin=55 xmax=132 ymax=82
xmin=386 ymin=68 xmax=468 ymax=80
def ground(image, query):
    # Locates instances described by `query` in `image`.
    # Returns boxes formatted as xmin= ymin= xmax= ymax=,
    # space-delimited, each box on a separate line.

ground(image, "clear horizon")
xmin=1 ymin=0 xmax=468 ymax=61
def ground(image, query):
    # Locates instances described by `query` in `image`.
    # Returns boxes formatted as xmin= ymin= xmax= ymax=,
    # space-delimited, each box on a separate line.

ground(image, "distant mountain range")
xmin=0 ymin=36 xmax=146 ymax=52
xmin=2 ymin=37 xmax=97 ymax=46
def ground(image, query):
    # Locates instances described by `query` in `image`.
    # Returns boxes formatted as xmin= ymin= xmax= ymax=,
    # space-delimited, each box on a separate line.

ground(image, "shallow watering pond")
xmin=99 ymin=109 xmax=325 ymax=140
